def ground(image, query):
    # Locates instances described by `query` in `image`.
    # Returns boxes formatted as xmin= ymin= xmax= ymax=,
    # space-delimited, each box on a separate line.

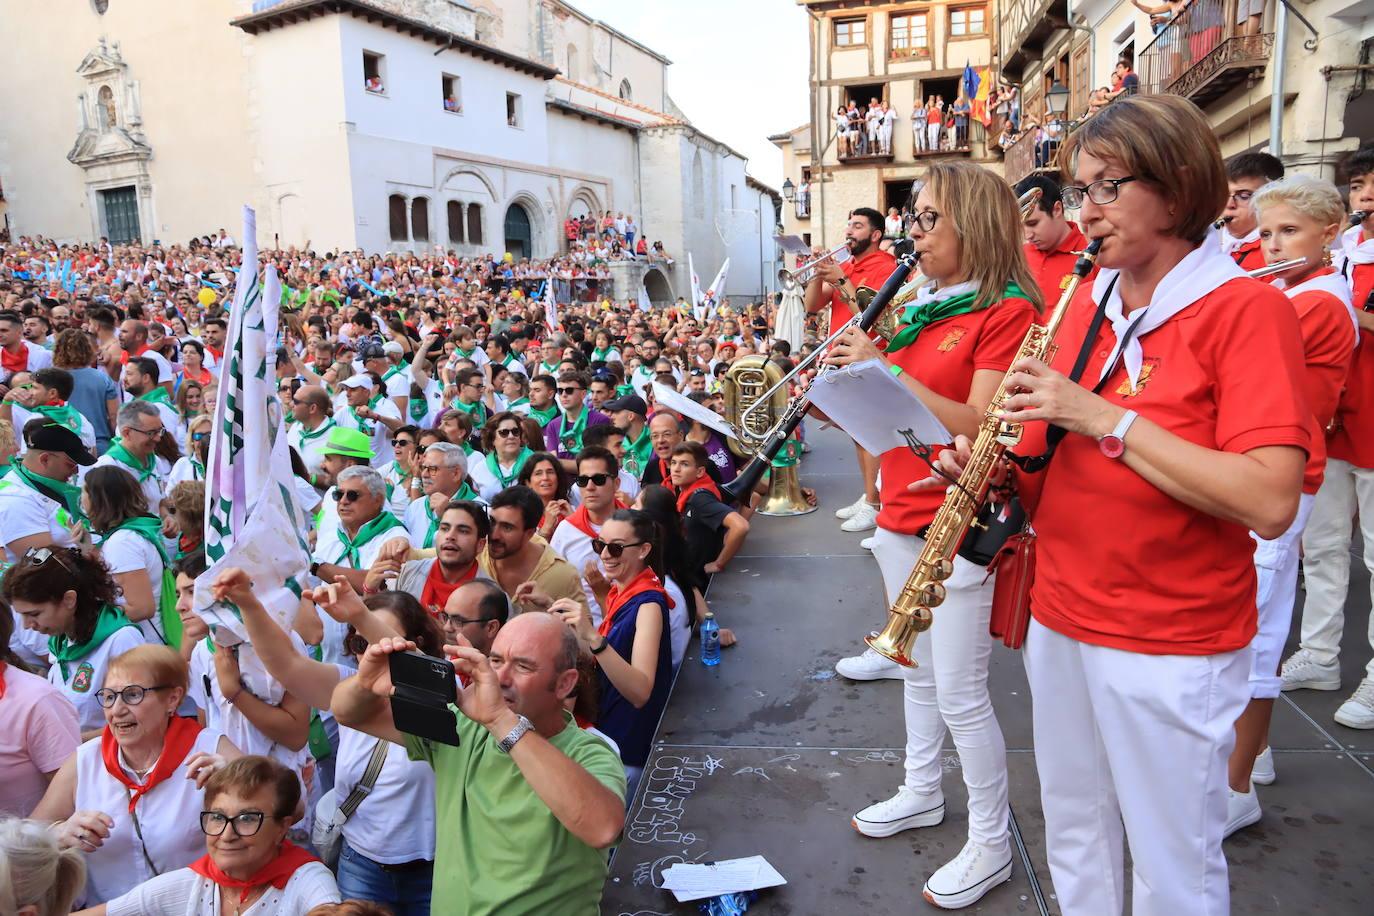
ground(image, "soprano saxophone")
xmin=866 ymin=238 xmax=1104 ymax=667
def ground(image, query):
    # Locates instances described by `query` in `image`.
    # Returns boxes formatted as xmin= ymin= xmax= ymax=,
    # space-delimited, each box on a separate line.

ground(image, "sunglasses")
xmin=495 ymin=426 xmax=524 ymax=439
xmin=575 ymin=473 xmax=613 ymax=487
xmin=23 ymin=546 xmax=74 ymax=572
xmin=591 ymin=538 xmax=646 ymax=558
xmin=191 ymin=431 xmax=209 ymax=442
xmin=556 ymin=387 xmax=582 ymax=395
xmin=332 ymin=488 xmax=365 ymax=503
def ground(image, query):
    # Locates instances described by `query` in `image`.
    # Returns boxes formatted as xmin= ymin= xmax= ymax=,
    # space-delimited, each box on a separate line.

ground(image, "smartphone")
xmin=388 ymin=651 xmax=461 ymax=747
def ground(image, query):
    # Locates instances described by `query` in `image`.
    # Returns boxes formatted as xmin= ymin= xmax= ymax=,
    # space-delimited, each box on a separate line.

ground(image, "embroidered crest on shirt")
xmin=937 ymin=326 xmax=968 ymax=352
xmin=72 ymin=661 xmax=95 ymax=693
xmin=1115 ymin=358 xmax=1159 ymax=398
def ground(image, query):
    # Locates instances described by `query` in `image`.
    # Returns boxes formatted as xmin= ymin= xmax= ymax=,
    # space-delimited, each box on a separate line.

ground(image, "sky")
xmin=567 ymin=0 xmax=811 ymax=189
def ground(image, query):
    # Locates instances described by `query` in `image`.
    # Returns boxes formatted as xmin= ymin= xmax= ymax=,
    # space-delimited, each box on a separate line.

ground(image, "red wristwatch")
xmin=1099 ymin=409 xmax=1139 ymax=459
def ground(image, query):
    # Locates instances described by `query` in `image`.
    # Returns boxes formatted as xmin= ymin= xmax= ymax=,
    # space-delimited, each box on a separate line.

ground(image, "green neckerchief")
xmin=528 ymin=403 xmax=558 ymax=427
xmin=409 ymin=394 xmax=430 ymax=422
xmin=9 ymin=456 xmax=86 ymax=526
xmin=557 ymin=407 xmax=589 ymax=454
xmin=885 ymin=282 xmax=1028 ymax=353
xmin=502 ymin=353 xmax=520 ymax=369
xmin=419 ymin=481 xmax=479 ymax=547
xmin=50 ymin=604 xmax=136 ymax=681
xmin=335 ymin=512 xmax=406 ymax=568
xmin=105 ymin=441 xmax=156 ymax=482
xmin=137 ymin=386 xmax=175 ymax=408
xmin=537 ymin=360 xmax=560 ymax=376
xmin=454 ymin=346 xmax=477 ymax=361
xmin=100 ymin=515 xmax=182 ymax=649
xmin=382 ymin=365 xmax=405 ymax=386
xmin=297 ymin=418 xmax=335 ymax=445
xmin=486 ymin=447 xmax=533 ymax=490
xmin=507 ymin=397 xmax=530 ymax=412
xmin=454 ymin=480 xmax=478 ymax=502
xmin=615 ymin=384 xmax=634 ymax=398
xmin=284 ymin=411 xmax=296 ymax=426
xmin=349 ymin=406 xmax=375 ymax=437
xmin=461 ymin=441 xmax=474 ymax=457
xmin=449 ymin=397 xmax=487 ymax=429
xmin=625 ymin=424 xmax=653 ymax=477
xmin=191 ymin=458 xmax=205 ymax=480
xmin=32 ymin=402 xmax=84 ymax=435
xmin=591 ymin=347 xmax=615 ymax=362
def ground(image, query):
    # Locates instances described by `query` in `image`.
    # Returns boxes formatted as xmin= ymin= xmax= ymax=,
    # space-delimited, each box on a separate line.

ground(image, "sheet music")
xmin=805 ymin=358 xmax=952 ymax=457
xmin=651 ymin=382 xmax=737 ymax=440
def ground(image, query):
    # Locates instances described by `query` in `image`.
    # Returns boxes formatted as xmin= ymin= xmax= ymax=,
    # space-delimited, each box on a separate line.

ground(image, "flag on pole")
xmin=700 ymin=257 xmax=730 ymax=319
xmin=972 ymin=65 xmax=994 ymax=126
xmin=638 ymin=283 xmax=652 ymax=313
xmin=542 ymin=280 xmax=560 ymax=331
xmin=689 ymin=253 xmax=702 ymax=309
xmin=195 ymin=205 xmax=311 ymax=639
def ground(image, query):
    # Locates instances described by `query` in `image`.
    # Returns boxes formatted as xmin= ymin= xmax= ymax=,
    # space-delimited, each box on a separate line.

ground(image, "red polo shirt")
xmin=1330 ymin=259 xmax=1374 ymax=469
xmin=1230 ymin=239 xmax=1266 ymax=273
xmin=877 ymin=295 xmax=1037 ymax=534
xmin=827 ymin=246 xmax=897 ymax=338
xmin=1281 ymin=268 xmax=1358 ymax=493
xmin=1013 ymin=275 xmax=1310 ymax=656
xmin=1022 ymin=223 xmax=1093 ymax=304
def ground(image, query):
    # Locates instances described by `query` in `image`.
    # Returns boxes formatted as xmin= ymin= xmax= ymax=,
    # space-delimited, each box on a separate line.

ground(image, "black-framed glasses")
xmin=127 ymin=424 xmax=165 ymax=439
xmin=556 ymin=386 xmax=582 ymax=396
xmin=1228 ymin=189 xmax=1256 ymax=204
xmin=591 ymin=538 xmax=646 ymax=558
xmin=200 ymin=810 xmax=271 ymax=838
xmin=94 ymin=684 xmax=171 ymax=708
xmin=1061 ymin=176 xmax=1138 ymax=209
xmin=912 ymin=210 xmax=941 ymax=232
xmin=575 ymin=473 xmax=613 ymax=487
xmin=437 ymin=610 xmax=497 ymax=628
xmin=332 ymin=488 xmax=364 ymax=502
xmin=496 ymin=426 xmax=523 ymax=438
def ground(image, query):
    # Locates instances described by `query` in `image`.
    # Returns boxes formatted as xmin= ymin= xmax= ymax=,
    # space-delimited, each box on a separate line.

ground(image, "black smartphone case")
xmin=389 ymin=652 xmax=461 ymax=747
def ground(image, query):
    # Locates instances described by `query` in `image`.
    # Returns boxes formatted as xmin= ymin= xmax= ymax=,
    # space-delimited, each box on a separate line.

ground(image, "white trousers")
xmin=1024 ymin=619 xmax=1250 ymax=916
xmin=1297 ymin=458 xmax=1374 ymax=677
xmin=872 ymin=527 xmax=1011 ymax=850
xmin=926 ymin=122 xmax=941 ymax=150
xmin=913 ymin=124 xmax=926 ymax=152
xmin=1248 ymin=492 xmax=1315 ymax=697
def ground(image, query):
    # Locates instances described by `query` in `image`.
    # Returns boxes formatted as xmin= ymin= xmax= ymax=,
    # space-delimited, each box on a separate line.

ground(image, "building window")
xmin=949 ymin=7 xmax=986 ymax=37
xmin=411 ymin=198 xmax=430 ymax=243
xmin=447 ymin=201 xmax=465 ymax=244
xmin=691 ymin=151 xmax=705 ymax=218
xmin=363 ymin=51 xmax=386 ymax=93
xmin=388 ymin=194 xmax=407 ymax=241
xmin=833 ymin=17 xmax=866 ymax=46
xmin=467 ymin=203 xmax=483 ymax=245
xmin=618 ymin=78 xmax=632 ymax=101
xmin=890 ymin=13 xmax=929 ymax=57
xmin=566 ymin=44 xmax=579 ymax=81
xmin=506 ymin=92 xmax=522 ymax=127
xmin=442 ymin=74 xmax=462 ymax=113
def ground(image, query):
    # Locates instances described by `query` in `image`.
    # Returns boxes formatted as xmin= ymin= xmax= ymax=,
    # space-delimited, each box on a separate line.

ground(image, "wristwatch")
xmin=1099 ymin=409 xmax=1139 ymax=459
xmin=496 ymin=714 xmax=533 ymax=754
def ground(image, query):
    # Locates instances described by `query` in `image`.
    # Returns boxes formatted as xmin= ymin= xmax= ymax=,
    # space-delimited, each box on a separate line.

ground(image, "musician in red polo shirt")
xmin=1014 ymin=175 xmax=1095 ymax=301
xmin=803 ymin=207 xmax=897 ymax=539
xmin=1218 ymin=152 xmax=1284 ymax=271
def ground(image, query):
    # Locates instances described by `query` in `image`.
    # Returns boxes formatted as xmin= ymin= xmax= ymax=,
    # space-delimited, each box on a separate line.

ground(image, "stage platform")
xmin=602 ymin=427 xmax=1374 ymax=915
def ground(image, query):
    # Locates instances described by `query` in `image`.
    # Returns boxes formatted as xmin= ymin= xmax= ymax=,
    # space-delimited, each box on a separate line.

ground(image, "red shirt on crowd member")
xmin=826 ymin=246 xmax=897 ymax=339
xmin=1330 ymin=257 xmax=1374 ymax=469
xmin=1023 ymin=222 xmax=1093 ymax=303
xmin=1229 ymin=237 xmax=1266 ymax=272
xmin=1015 ymin=276 xmax=1310 ymax=656
xmin=877 ymin=295 xmax=1037 ymax=534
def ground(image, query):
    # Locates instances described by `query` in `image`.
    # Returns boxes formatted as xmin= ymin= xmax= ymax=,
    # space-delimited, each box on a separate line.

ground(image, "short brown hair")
xmin=204 ymin=756 xmax=301 ymax=818
xmin=670 ymin=440 xmax=710 ymax=468
xmin=83 ymin=465 xmax=150 ymax=534
xmin=1058 ymin=94 xmax=1226 ymax=244
xmin=108 ymin=644 xmax=190 ymax=694
xmin=170 ymin=480 xmax=206 ymax=533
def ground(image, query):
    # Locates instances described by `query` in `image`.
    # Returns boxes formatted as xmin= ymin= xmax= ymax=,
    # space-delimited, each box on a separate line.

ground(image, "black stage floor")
xmin=602 ymin=428 xmax=1374 ymax=915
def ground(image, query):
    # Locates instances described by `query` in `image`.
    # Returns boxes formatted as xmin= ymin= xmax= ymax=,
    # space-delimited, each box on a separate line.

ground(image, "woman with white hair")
xmin=1228 ymin=173 xmax=1360 ymax=831
xmin=0 ymin=817 xmax=87 ymax=916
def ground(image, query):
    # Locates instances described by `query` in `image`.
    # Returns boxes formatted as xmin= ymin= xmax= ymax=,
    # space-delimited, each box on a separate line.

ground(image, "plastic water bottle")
xmin=700 ymin=612 xmax=721 ymax=667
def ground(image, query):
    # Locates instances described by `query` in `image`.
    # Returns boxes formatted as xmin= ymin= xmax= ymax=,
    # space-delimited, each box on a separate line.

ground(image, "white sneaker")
xmin=1251 ymin=746 xmax=1276 ymax=786
xmin=922 ymin=840 xmax=1014 ymax=909
xmin=835 ymin=494 xmax=868 ymax=520
xmin=860 ymin=536 xmax=875 ymax=551
xmin=1280 ymin=648 xmax=1341 ymax=692
xmin=851 ymin=786 xmax=945 ymax=837
xmin=835 ymin=642 xmax=904 ymax=681
xmin=1224 ymin=786 xmax=1262 ymax=838
xmin=1334 ymin=677 xmax=1374 ymax=729
xmin=839 ymin=500 xmax=879 ymax=532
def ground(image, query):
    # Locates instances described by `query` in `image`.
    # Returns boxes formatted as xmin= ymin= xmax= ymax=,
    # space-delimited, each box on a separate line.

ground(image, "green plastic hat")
xmin=319 ymin=426 xmax=374 ymax=461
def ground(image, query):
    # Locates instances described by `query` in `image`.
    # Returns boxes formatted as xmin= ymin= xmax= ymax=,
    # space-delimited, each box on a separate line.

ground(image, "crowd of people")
xmin=0 ymin=232 xmax=812 ymax=913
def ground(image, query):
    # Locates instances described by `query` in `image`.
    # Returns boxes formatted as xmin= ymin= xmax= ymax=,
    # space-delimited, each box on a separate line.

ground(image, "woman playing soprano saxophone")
xmin=927 ymin=95 xmax=1310 ymax=915
xmin=825 ymin=161 xmax=1042 ymax=909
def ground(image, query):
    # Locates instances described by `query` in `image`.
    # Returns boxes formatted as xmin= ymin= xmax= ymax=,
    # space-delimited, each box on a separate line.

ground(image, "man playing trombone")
xmin=803 ymin=208 xmax=895 ymax=547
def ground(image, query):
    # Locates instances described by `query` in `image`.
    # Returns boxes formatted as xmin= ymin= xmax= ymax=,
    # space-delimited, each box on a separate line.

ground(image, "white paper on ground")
xmin=651 ymin=382 xmax=737 ymax=440
xmin=806 ymin=357 xmax=953 ymax=457
xmin=660 ymin=855 xmax=787 ymax=902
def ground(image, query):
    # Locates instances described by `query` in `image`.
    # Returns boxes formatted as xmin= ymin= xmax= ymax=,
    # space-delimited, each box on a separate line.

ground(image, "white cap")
xmin=341 ymin=374 xmax=375 ymax=391
xmin=382 ymin=340 xmax=404 ymax=356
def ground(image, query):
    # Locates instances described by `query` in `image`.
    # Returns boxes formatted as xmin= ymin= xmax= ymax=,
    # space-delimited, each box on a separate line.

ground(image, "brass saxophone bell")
xmin=865 ymin=606 xmax=935 ymax=668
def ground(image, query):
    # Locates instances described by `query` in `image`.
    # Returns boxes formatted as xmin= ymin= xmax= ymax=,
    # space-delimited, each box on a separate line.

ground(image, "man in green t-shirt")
xmin=332 ymin=613 xmax=627 ymax=916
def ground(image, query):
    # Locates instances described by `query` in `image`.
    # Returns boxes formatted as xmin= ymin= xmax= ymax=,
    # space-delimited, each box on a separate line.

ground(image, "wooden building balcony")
xmin=1139 ymin=0 xmax=1273 ymax=106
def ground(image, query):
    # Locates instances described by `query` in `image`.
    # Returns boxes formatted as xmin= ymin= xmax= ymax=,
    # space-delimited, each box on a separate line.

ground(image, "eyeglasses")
xmin=191 ymin=432 xmax=209 ymax=442
xmin=419 ymin=463 xmax=446 ymax=475
xmin=496 ymin=426 xmax=523 ymax=438
xmin=575 ymin=473 xmax=613 ymax=487
xmin=127 ymin=424 xmax=165 ymax=439
xmin=200 ymin=811 xmax=273 ymax=838
xmin=591 ymin=538 xmax=646 ymax=558
xmin=912 ymin=210 xmax=941 ymax=232
xmin=437 ymin=611 xmax=497 ymax=628
xmin=1228 ymin=190 xmax=1256 ymax=204
xmin=1061 ymin=176 xmax=1138 ymax=209
xmin=94 ymin=684 xmax=171 ymax=708
xmin=333 ymin=488 xmax=365 ymax=502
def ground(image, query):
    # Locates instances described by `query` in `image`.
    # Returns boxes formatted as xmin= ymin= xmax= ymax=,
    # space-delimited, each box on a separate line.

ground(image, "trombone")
xmin=778 ymin=243 xmax=852 ymax=291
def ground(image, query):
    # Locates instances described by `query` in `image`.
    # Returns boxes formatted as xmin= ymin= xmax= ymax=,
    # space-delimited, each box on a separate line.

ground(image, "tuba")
xmin=720 ymin=356 xmax=815 ymax=516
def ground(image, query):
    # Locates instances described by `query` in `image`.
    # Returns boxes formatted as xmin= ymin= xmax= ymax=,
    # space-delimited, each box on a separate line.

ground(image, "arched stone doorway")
xmin=643 ymin=267 xmax=672 ymax=304
xmin=504 ymin=202 xmax=532 ymax=260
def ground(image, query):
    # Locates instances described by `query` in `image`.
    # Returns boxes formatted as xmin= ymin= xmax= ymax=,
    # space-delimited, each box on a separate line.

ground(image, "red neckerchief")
xmin=188 ymin=839 xmax=319 ymax=904
xmin=564 ymin=500 xmax=626 ymax=538
xmin=675 ymin=473 xmax=722 ymax=513
xmin=207 ymin=346 xmax=224 ymax=361
xmin=420 ymin=559 xmax=479 ymax=616
xmin=118 ymin=343 xmax=149 ymax=366
xmin=600 ymin=567 xmax=673 ymax=637
xmin=0 ymin=660 xmax=7 ymax=699
xmin=43 ymin=398 xmax=66 ymax=408
xmin=1 ymin=343 xmax=27 ymax=375
xmin=657 ymin=456 xmax=671 ymax=484
xmin=185 ymin=366 xmax=212 ymax=386
xmin=100 ymin=715 xmax=203 ymax=813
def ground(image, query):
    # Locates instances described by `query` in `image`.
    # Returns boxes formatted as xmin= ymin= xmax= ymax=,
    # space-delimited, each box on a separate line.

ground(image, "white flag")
xmin=543 ymin=280 xmax=560 ymax=331
xmin=703 ymin=257 xmax=730 ymax=318
xmin=196 ymin=205 xmax=311 ymax=639
xmin=689 ymin=253 xmax=702 ymax=308
xmin=638 ymin=283 xmax=652 ymax=313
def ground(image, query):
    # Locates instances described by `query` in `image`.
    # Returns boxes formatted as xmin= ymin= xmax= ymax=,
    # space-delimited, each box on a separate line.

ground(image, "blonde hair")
xmin=1058 ymin=94 xmax=1226 ymax=244
xmin=1251 ymin=174 xmax=1346 ymax=229
xmin=0 ymin=420 xmax=14 ymax=459
xmin=107 ymin=644 xmax=190 ymax=694
xmin=0 ymin=818 xmax=87 ymax=916
xmin=922 ymin=161 xmax=1044 ymax=313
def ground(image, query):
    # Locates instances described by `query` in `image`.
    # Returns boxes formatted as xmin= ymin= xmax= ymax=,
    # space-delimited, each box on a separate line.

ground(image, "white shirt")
xmin=313 ymin=516 xmax=410 ymax=665
xmin=0 ymin=341 xmax=52 ymax=382
xmin=166 ymin=455 xmax=204 ymax=490
xmin=93 ymin=451 xmax=166 ymax=510
xmin=49 ymin=626 xmax=147 ymax=733
xmin=75 ymin=728 xmax=225 ymax=905
xmin=289 ymin=418 xmax=336 ymax=479
xmin=105 ymin=862 xmax=340 ymax=916
xmin=570 ymin=468 xmax=639 ymax=507
xmin=334 ymin=398 xmax=401 ymax=468
xmin=10 ymin=404 xmax=96 ymax=454
xmin=334 ymin=725 xmax=437 ymax=863
xmin=99 ymin=528 xmax=167 ymax=645
xmin=0 ymin=470 xmax=81 ymax=563
xmin=664 ymin=574 xmax=690 ymax=670
xmin=550 ymin=517 xmax=605 ymax=625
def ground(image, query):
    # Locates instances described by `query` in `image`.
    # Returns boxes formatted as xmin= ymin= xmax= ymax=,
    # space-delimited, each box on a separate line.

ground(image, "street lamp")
xmin=1047 ymin=80 xmax=1070 ymax=119
xmin=781 ymin=177 xmax=795 ymax=202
